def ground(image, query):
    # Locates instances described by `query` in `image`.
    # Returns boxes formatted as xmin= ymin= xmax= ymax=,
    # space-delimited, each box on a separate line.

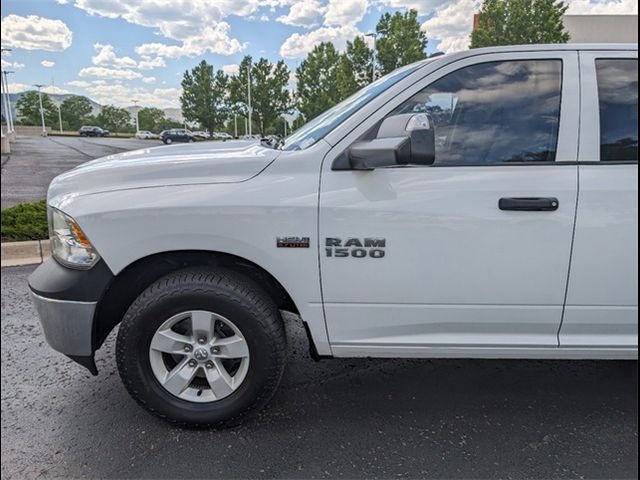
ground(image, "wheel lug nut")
xmin=198 ymin=337 xmax=207 ymax=344
xmin=184 ymin=345 xmax=192 ymax=352
xmin=188 ymin=359 xmax=197 ymax=367
xmin=211 ymin=346 xmax=220 ymax=354
xmin=205 ymin=361 xmax=214 ymax=369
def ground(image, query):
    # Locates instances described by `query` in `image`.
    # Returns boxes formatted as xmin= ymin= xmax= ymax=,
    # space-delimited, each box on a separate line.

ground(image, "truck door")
xmin=319 ymin=51 xmax=580 ymax=356
xmin=560 ymin=51 xmax=638 ymax=352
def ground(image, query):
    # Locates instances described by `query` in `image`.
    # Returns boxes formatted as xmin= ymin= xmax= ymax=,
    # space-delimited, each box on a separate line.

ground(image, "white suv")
xmin=29 ymin=44 xmax=638 ymax=427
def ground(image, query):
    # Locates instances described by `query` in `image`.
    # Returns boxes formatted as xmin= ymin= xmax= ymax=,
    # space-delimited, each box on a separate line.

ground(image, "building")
xmin=472 ymin=14 xmax=638 ymax=44
xmin=563 ymin=15 xmax=638 ymax=43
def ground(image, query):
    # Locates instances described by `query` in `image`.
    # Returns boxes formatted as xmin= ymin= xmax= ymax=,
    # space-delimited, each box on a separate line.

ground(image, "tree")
xmin=229 ymin=56 xmax=292 ymax=136
xmin=137 ymin=107 xmax=167 ymax=132
xmin=180 ymin=60 xmax=229 ymax=134
xmin=296 ymin=42 xmax=342 ymax=121
xmin=471 ymin=0 xmax=569 ymax=48
xmin=376 ymin=10 xmax=428 ymax=75
xmin=95 ymin=105 xmax=131 ymax=132
xmin=16 ymin=91 xmax=57 ymax=126
xmin=336 ymin=36 xmax=374 ymax=99
xmin=60 ymin=95 xmax=93 ymax=130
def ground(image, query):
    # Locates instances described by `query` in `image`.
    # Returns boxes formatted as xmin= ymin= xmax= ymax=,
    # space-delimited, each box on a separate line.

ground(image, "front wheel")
xmin=116 ymin=268 xmax=287 ymax=427
xmin=164 ymin=138 xmax=172 ymax=144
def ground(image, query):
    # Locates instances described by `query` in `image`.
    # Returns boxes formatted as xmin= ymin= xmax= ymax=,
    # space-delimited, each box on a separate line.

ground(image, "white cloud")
xmin=378 ymin=0 xmax=447 ymax=16
xmin=277 ymin=0 xmax=325 ymax=28
xmin=41 ymin=60 xmax=56 ymax=68
xmin=287 ymin=71 xmax=297 ymax=91
xmin=422 ymin=0 xmax=479 ymax=53
xmin=324 ymin=0 xmax=369 ymax=26
xmin=1 ymin=59 xmax=25 ymax=70
xmin=6 ymin=83 xmax=71 ymax=94
xmin=83 ymin=82 xmax=182 ymax=108
xmin=79 ymin=66 xmax=143 ymax=80
xmin=138 ymin=56 xmax=166 ymax=70
xmin=280 ymin=25 xmax=362 ymax=58
xmin=1 ymin=14 xmax=72 ymax=51
xmin=92 ymin=43 xmax=137 ymax=68
xmin=142 ymin=76 xmax=156 ymax=84
xmin=6 ymin=82 xmax=30 ymax=94
xmin=42 ymin=85 xmax=71 ymax=95
xmin=73 ymin=0 xmax=247 ymax=58
xmin=222 ymin=64 xmax=240 ymax=75
xmin=67 ymin=80 xmax=91 ymax=88
xmin=566 ymin=0 xmax=638 ymax=13
xmin=134 ymin=23 xmax=246 ymax=58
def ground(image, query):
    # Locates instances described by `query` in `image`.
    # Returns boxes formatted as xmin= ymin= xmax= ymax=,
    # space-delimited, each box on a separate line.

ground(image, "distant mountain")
xmin=2 ymin=91 xmax=182 ymax=123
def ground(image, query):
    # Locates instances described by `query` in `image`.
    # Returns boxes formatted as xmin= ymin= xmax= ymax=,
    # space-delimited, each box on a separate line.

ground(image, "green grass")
xmin=1 ymin=200 xmax=48 ymax=242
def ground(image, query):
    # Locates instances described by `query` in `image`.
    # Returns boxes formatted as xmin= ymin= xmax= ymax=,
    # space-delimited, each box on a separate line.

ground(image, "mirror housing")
xmin=348 ymin=137 xmax=411 ymax=170
xmin=335 ymin=113 xmax=436 ymax=170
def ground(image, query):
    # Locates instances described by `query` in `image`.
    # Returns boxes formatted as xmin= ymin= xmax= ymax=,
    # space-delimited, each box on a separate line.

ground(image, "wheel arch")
xmin=92 ymin=250 xmax=301 ymax=352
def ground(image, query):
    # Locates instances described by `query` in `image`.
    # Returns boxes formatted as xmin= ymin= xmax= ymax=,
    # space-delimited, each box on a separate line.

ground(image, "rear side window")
xmin=596 ymin=59 xmax=638 ymax=162
xmin=394 ymin=60 xmax=562 ymax=165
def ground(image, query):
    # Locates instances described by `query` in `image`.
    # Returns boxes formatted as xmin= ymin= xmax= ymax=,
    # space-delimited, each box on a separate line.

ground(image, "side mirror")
xmin=336 ymin=113 xmax=436 ymax=170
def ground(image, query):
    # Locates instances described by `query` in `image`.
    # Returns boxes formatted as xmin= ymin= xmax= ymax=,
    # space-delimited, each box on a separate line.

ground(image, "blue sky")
xmin=1 ymin=0 xmax=637 ymax=109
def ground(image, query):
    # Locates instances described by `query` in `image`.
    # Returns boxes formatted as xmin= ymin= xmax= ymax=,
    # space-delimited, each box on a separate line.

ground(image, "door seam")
xmin=557 ymin=164 xmax=580 ymax=346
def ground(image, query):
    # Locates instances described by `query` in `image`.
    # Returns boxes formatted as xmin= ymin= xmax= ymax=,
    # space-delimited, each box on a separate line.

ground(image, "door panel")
xmin=320 ymin=166 xmax=577 ymax=349
xmin=561 ymin=52 xmax=638 ymax=349
xmin=320 ymin=53 xmax=579 ymax=354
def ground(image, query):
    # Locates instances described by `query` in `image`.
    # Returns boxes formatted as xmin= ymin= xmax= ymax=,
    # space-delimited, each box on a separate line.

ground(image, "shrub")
xmin=1 ymin=200 xmax=48 ymax=241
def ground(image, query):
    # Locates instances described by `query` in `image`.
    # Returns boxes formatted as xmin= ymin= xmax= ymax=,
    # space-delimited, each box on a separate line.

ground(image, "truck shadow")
xmin=53 ymin=322 xmax=637 ymax=479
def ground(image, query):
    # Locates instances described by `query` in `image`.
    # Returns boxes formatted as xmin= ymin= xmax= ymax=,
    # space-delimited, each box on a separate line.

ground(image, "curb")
xmin=1 ymin=240 xmax=51 ymax=268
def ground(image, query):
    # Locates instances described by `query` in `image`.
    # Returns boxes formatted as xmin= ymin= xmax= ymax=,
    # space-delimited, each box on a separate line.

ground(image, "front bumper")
xmin=28 ymin=257 xmax=114 ymax=375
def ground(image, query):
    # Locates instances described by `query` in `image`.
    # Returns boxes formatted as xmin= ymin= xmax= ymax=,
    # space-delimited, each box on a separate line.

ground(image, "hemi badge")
xmin=277 ymin=236 xmax=310 ymax=248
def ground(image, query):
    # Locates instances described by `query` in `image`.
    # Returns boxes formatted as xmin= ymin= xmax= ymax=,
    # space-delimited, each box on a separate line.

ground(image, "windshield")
xmin=282 ymin=61 xmax=427 ymax=151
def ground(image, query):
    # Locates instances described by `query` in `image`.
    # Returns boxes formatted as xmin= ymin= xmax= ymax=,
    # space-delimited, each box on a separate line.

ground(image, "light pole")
xmin=33 ymin=84 xmax=47 ymax=136
xmin=365 ymin=28 xmax=387 ymax=82
xmin=283 ymin=116 xmax=287 ymax=137
xmin=132 ymin=99 xmax=139 ymax=133
xmin=5 ymin=71 xmax=15 ymax=134
xmin=234 ymin=114 xmax=237 ymax=138
xmin=364 ymin=32 xmax=377 ymax=82
xmin=52 ymin=77 xmax=63 ymax=133
xmin=57 ymin=102 xmax=63 ymax=133
xmin=1 ymin=70 xmax=11 ymax=135
xmin=247 ymin=62 xmax=252 ymax=137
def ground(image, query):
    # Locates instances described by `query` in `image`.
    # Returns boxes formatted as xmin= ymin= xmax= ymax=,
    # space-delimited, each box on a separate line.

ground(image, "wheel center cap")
xmin=193 ymin=348 xmax=209 ymax=361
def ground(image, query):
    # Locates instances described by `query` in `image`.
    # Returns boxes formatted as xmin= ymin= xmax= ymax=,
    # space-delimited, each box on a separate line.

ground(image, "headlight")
xmin=48 ymin=207 xmax=100 ymax=269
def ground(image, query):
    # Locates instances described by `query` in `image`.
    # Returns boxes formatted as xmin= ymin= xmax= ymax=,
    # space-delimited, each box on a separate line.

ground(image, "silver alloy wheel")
xmin=149 ymin=310 xmax=250 ymax=403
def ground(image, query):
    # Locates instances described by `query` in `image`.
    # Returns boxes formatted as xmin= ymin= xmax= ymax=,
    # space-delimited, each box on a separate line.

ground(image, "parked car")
xmin=29 ymin=44 xmax=638 ymax=427
xmin=135 ymin=130 xmax=157 ymax=139
xmin=159 ymin=129 xmax=197 ymax=144
xmin=78 ymin=126 xmax=108 ymax=137
xmin=192 ymin=131 xmax=210 ymax=139
xmin=239 ymin=134 xmax=261 ymax=141
xmin=214 ymin=132 xmax=233 ymax=141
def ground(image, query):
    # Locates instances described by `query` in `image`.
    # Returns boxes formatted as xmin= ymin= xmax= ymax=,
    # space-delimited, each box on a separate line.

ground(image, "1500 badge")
xmin=325 ymin=237 xmax=386 ymax=258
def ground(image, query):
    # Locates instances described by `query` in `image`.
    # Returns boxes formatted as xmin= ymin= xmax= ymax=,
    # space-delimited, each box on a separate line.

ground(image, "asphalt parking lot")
xmin=1 ymin=135 xmax=160 ymax=209
xmin=1 ymin=265 xmax=637 ymax=479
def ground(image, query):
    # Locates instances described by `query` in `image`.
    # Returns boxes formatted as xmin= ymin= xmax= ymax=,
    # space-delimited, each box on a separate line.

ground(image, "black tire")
xmin=116 ymin=268 xmax=287 ymax=427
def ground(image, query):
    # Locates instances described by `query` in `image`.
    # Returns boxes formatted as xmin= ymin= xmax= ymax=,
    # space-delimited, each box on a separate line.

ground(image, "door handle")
xmin=499 ymin=197 xmax=559 ymax=212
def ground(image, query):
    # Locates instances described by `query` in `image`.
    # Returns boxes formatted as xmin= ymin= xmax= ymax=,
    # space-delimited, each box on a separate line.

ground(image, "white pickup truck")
xmin=29 ymin=44 xmax=638 ymax=427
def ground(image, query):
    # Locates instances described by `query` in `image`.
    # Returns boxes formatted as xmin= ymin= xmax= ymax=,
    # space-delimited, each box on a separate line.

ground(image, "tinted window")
xmin=394 ymin=60 xmax=562 ymax=165
xmin=596 ymin=59 xmax=638 ymax=162
xmin=282 ymin=60 xmax=429 ymax=151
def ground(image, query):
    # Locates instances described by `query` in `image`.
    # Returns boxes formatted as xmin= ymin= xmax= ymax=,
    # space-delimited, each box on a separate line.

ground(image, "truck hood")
xmin=48 ymin=140 xmax=279 ymax=203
